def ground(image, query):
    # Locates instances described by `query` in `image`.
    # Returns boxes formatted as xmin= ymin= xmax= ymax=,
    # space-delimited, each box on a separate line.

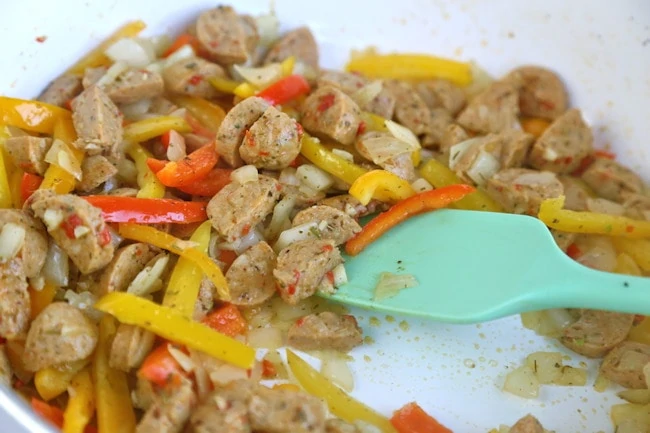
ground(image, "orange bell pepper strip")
xmin=162 ymin=33 xmax=201 ymax=58
xmin=0 ymin=97 xmax=71 ymax=135
xmin=29 ymin=282 xmax=57 ymax=320
xmin=520 ymin=118 xmax=551 ymax=138
xmin=257 ymin=74 xmax=311 ymax=105
xmin=20 ymin=172 xmax=43 ymax=204
xmin=31 ymin=397 xmax=64 ymax=429
xmin=390 ymin=402 xmax=453 ymax=433
xmin=138 ymin=343 xmax=187 ymax=387
xmin=202 ymin=303 xmax=247 ymax=338
xmin=346 ymin=184 xmax=476 ymax=256
xmin=175 ymin=168 xmax=233 ymax=197
xmin=151 ymin=144 xmax=219 ymax=188
xmin=83 ymin=196 xmax=207 ymax=224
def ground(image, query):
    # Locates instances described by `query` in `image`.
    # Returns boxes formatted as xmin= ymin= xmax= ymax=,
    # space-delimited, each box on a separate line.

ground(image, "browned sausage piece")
xmin=216 ymin=97 xmax=270 ymax=167
xmin=416 ymin=79 xmax=466 ymax=116
xmin=440 ymin=124 xmax=469 ymax=158
xmin=163 ymin=58 xmax=226 ymax=99
xmin=195 ymin=6 xmax=257 ymax=65
xmin=528 ymin=109 xmax=593 ymax=174
xmin=190 ymin=380 xmax=255 ymax=433
xmin=4 ymin=136 xmax=52 ymax=175
xmin=77 ymin=155 xmax=117 ymax=192
xmin=28 ymin=190 xmax=115 ymax=274
xmin=421 ymin=109 xmax=453 ymax=149
xmin=136 ymin=377 xmax=196 ymax=433
xmin=561 ymin=310 xmax=634 ymax=358
xmin=72 ymin=85 xmax=123 ymax=155
xmin=600 ymin=341 xmax=650 ymax=389
xmin=0 ymin=346 xmax=11 ymax=387
xmin=248 ymin=385 xmax=326 ymax=433
xmin=226 ymin=241 xmax=276 ymax=306
xmin=23 ymin=302 xmax=98 ymax=372
xmin=96 ymin=243 xmax=159 ymax=297
xmin=239 ymin=105 xmax=301 ymax=170
xmin=37 ymin=74 xmax=83 ymax=107
xmin=325 ymin=419 xmax=361 ymax=433
xmin=383 ymin=80 xmax=431 ymax=136
xmin=264 ymin=27 xmax=319 ymax=73
xmin=581 ymin=158 xmax=645 ymax=203
xmin=207 ymin=175 xmax=281 ymax=242
xmin=82 ymin=67 xmax=107 ymax=89
xmin=317 ymin=70 xmax=396 ymax=119
xmin=507 ymin=66 xmax=568 ymax=120
xmin=300 ymin=86 xmax=361 ymax=145
xmin=287 ymin=312 xmax=363 ymax=352
xmin=292 ymin=205 xmax=361 ymax=245
xmin=355 ymin=131 xmax=417 ymax=182
xmin=498 ymin=130 xmax=535 ymax=169
xmin=457 ymin=80 xmax=520 ymax=134
xmin=0 ymin=209 xmax=48 ymax=278
xmin=0 ymin=258 xmax=30 ymax=340
xmin=486 ymin=168 xmax=564 ymax=216
xmin=509 ymin=414 xmax=544 ymax=433
xmin=622 ymin=193 xmax=650 ymax=220
xmin=109 ymin=324 xmax=156 ymax=372
xmin=274 ymin=239 xmax=343 ymax=304
xmin=558 ymin=176 xmax=590 ymax=211
xmin=104 ymin=69 xmax=164 ymax=104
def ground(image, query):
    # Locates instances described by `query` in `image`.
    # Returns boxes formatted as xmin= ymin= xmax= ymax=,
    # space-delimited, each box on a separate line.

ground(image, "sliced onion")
xmin=231 ymin=165 xmax=259 ymax=185
xmin=411 ymin=178 xmax=434 ymax=192
xmin=274 ymin=221 xmax=320 ymax=252
xmin=116 ymin=158 xmax=138 ymax=185
xmin=166 ymin=130 xmax=186 ymax=162
xmin=374 ymin=272 xmax=418 ymax=301
xmin=271 ymin=295 xmax=315 ymax=322
xmin=43 ymin=243 xmax=69 ymax=287
xmin=354 ymin=421 xmax=383 ymax=433
xmin=503 ymin=365 xmax=539 ymax=398
xmin=148 ymin=34 xmax=171 ymax=57
xmin=611 ymin=404 xmax=650 ymax=429
xmin=134 ymin=37 xmax=156 ymax=62
xmin=520 ymin=309 xmax=576 ymax=337
xmin=163 ymin=45 xmax=196 ymax=69
xmin=332 ymin=148 xmax=354 ymax=162
xmin=229 ymin=227 xmax=264 ymax=255
xmin=120 ymin=98 xmax=153 ymax=120
xmin=296 ymin=164 xmax=334 ymax=192
xmin=352 ymin=80 xmax=383 ymax=107
xmin=168 ymin=345 xmax=194 ymax=373
xmin=553 ymin=365 xmax=587 ymax=386
xmin=449 ymin=138 xmax=482 ymax=170
xmin=233 ymin=63 xmax=283 ymax=88
xmin=292 ymin=61 xmax=319 ymax=82
xmin=360 ymin=135 xmax=413 ymax=165
xmin=126 ymin=253 xmax=169 ymax=296
xmin=265 ymin=196 xmax=296 ymax=240
xmin=247 ymin=326 xmax=283 ymax=350
xmin=263 ymin=350 xmax=289 ymax=380
xmin=320 ymin=353 xmax=354 ymax=392
xmin=188 ymin=349 xmax=211 ymax=399
xmin=279 ymin=167 xmax=300 ymax=186
xmin=64 ymin=290 xmax=101 ymax=321
xmin=255 ymin=13 xmax=280 ymax=47
xmin=0 ymin=223 xmax=26 ymax=260
xmin=385 ymin=119 xmax=421 ymax=150
xmin=513 ymin=171 xmax=557 ymax=186
xmin=105 ymin=38 xmax=154 ymax=68
xmin=209 ymin=364 xmax=249 ymax=385
xmin=466 ymin=150 xmax=500 ymax=187
xmin=96 ymin=61 xmax=129 ymax=87
xmin=332 ymin=263 xmax=348 ymax=286
xmin=144 ymin=60 xmax=164 ymax=75
xmin=45 ymin=139 xmax=83 ymax=181
xmin=586 ymin=197 xmax=625 ymax=216
xmin=525 ymin=351 xmax=563 ymax=384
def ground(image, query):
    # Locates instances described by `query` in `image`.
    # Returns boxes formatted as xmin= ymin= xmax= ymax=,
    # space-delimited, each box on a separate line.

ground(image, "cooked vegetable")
xmin=31 ymin=397 xmax=64 ymax=429
xmin=391 ymin=402 xmax=452 ymax=433
xmin=29 ymin=282 xmax=58 ymax=321
xmin=300 ymin=134 xmax=368 ymax=184
xmin=374 ymin=272 xmax=419 ymax=301
xmin=174 ymin=167 xmax=233 ymax=196
xmin=0 ymin=129 xmax=13 ymax=208
xmin=0 ymin=97 xmax=71 ymax=134
xmin=83 ymin=196 xmax=207 ymax=224
xmin=125 ymin=143 xmax=165 ymax=198
xmin=349 ymin=169 xmax=416 ymax=205
xmin=201 ymin=303 xmax=247 ymax=337
xmin=62 ymin=368 xmax=94 ymax=433
xmin=168 ymin=95 xmax=225 ymax=133
xmin=149 ymin=143 xmax=218 ymax=187
xmin=123 ymin=116 xmax=191 ymax=144
xmin=34 ymin=360 xmax=85 ymax=401
xmin=257 ymin=74 xmax=311 ymax=105
xmin=40 ymin=116 xmax=83 ymax=194
xmin=20 ymin=173 xmax=43 ymax=204
xmin=138 ymin=343 xmax=186 ymax=387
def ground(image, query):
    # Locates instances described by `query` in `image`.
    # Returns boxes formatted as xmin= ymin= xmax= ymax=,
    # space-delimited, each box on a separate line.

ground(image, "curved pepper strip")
xmin=40 ymin=116 xmax=84 ymax=194
xmin=346 ymin=184 xmax=476 ymax=256
xmin=153 ymin=144 xmax=219 ymax=188
xmin=93 ymin=316 xmax=136 ymax=433
xmin=168 ymin=96 xmax=226 ymax=133
xmin=0 ymin=125 xmax=13 ymax=207
xmin=63 ymin=368 xmax=94 ymax=433
xmin=360 ymin=111 xmax=389 ymax=133
xmin=83 ymin=196 xmax=207 ymax=224
xmin=34 ymin=359 xmax=86 ymax=401
xmin=612 ymin=238 xmax=650 ymax=272
xmin=118 ymin=223 xmax=229 ymax=300
xmin=126 ymin=143 xmax=165 ymax=199
xmin=123 ymin=116 xmax=192 ymax=144
xmin=391 ymin=402 xmax=452 ymax=433
xmin=349 ymin=169 xmax=416 ymax=205
xmin=208 ymin=76 xmax=241 ymax=94
xmin=539 ymin=196 xmax=650 ymax=239
xmin=94 ymin=292 xmax=255 ymax=369
xmin=345 ymin=53 xmax=472 ymax=86
xmin=0 ymin=97 xmax=71 ymax=134
xmin=257 ymin=74 xmax=311 ymax=106
xmin=29 ymin=282 xmax=57 ymax=320
xmin=286 ymin=350 xmax=397 ymax=433
xmin=419 ymin=159 xmax=503 ymax=212
xmin=300 ymin=134 xmax=368 ymax=185
xmin=66 ymin=21 xmax=146 ymax=75
xmin=163 ymin=220 xmax=212 ymax=317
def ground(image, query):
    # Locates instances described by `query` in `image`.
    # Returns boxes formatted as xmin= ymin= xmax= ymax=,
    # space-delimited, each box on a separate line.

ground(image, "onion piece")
xmin=374 ymin=272 xmax=418 ymax=301
xmin=126 ymin=253 xmax=169 ymax=296
xmin=168 ymin=345 xmax=194 ymax=373
xmin=148 ymin=34 xmax=171 ymax=57
xmin=503 ymin=365 xmax=539 ymax=399
xmin=265 ymin=196 xmax=296 ymax=241
xmin=279 ymin=167 xmax=300 ymax=186
xmin=163 ymin=45 xmax=196 ymax=69
xmin=465 ymin=150 xmax=500 ymax=187
xmin=64 ymin=290 xmax=101 ymax=321
xmin=618 ymin=389 xmax=650 ymax=405
xmin=96 ymin=61 xmax=129 ymax=87
xmin=166 ymin=130 xmax=186 ymax=162
xmin=233 ymin=63 xmax=283 ymax=88
xmin=105 ymin=38 xmax=154 ymax=68
xmin=255 ymin=13 xmax=280 ymax=47
xmin=231 ymin=165 xmax=259 ymax=185
xmin=586 ymin=197 xmax=626 ymax=216
xmin=320 ymin=353 xmax=354 ymax=392
xmin=332 ymin=148 xmax=354 ymax=162
xmin=385 ymin=119 xmax=421 ymax=150
xmin=360 ymin=135 xmax=414 ymax=165
xmin=0 ymin=223 xmax=26 ymax=260
xmin=45 ymin=139 xmax=83 ymax=181
xmin=553 ymin=366 xmax=587 ymax=386
xmin=209 ymin=364 xmax=249 ymax=385
xmin=120 ymin=98 xmax=153 ymax=120
xmin=449 ymin=137 xmax=481 ymax=170
xmin=411 ymin=178 xmax=433 ymax=192
xmin=525 ymin=352 xmax=563 ymax=384
xmin=229 ymin=227 xmax=264 ymax=255
xmin=520 ymin=309 xmax=577 ymax=338
xmin=116 ymin=158 xmax=138 ymax=185
xmin=296 ymin=164 xmax=334 ymax=192
xmin=352 ymin=80 xmax=383 ymax=107
xmin=247 ymin=327 xmax=283 ymax=350
xmin=331 ymin=264 xmax=348 ymax=286
xmin=42 ymin=243 xmax=69 ymax=287
xmin=274 ymin=221 xmax=320 ymax=252
xmin=464 ymin=61 xmax=494 ymax=100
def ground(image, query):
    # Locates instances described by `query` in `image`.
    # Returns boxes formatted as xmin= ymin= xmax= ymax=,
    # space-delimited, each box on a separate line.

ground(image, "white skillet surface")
xmin=1 ymin=1 xmax=649 ymax=432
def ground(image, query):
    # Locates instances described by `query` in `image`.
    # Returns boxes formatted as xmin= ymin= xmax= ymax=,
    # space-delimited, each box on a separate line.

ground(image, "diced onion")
xmin=274 ymin=221 xmax=320 ymax=252
xmin=542 ymin=146 xmax=559 ymax=161
xmin=292 ymin=61 xmax=319 ymax=82
xmin=449 ymin=138 xmax=481 ymax=170
xmin=73 ymin=225 xmax=90 ymax=239
xmin=230 ymin=227 xmax=264 ymax=255
xmin=385 ymin=119 xmax=421 ymax=150
xmin=116 ymin=158 xmax=138 ymax=184
xmin=374 ymin=272 xmax=418 ymax=301
xmin=279 ymin=167 xmax=300 ymax=186
xmin=611 ymin=403 xmax=650 ymax=429
xmin=231 ymin=165 xmax=259 ymax=185
xmin=271 ymin=295 xmax=314 ymax=323
xmin=320 ymin=353 xmax=354 ymax=392
xmin=29 ymin=276 xmax=45 ymax=291
xmin=296 ymin=164 xmax=334 ymax=192
xmin=120 ymin=98 xmax=153 ymax=120
xmin=360 ymin=135 xmax=414 ymax=165
xmin=265 ymin=196 xmax=296 ymax=240
xmin=525 ymin=352 xmax=562 ymax=384
xmin=96 ymin=61 xmax=129 ymax=87
xmin=105 ymin=38 xmax=154 ymax=68
xmin=144 ymin=60 xmax=164 ymax=75
xmin=163 ymin=45 xmax=196 ymax=69
xmin=354 ymin=421 xmax=383 ymax=433
xmin=593 ymin=372 xmax=611 ymax=393
xmin=134 ymin=37 xmax=156 ymax=61
xmin=466 ymin=150 xmax=500 ymax=187
xmin=43 ymin=243 xmax=69 ymax=287
xmin=503 ymin=365 xmax=539 ymax=398
xmin=255 ymin=13 xmax=280 ymax=47
xmin=331 ymin=264 xmax=348 ymax=286
xmin=148 ymin=34 xmax=171 ymax=57
xmin=126 ymin=253 xmax=169 ymax=296
xmin=553 ymin=366 xmax=587 ymax=386
xmin=352 ymin=80 xmax=383 ymax=107
xmin=209 ymin=364 xmax=249 ymax=385
xmin=166 ymin=130 xmax=187 ymax=162
xmin=0 ymin=223 xmax=26 ymax=260
xmin=45 ymin=139 xmax=83 ymax=181
xmin=64 ymin=290 xmax=101 ymax=321
xmin=234 ymin=63 xmax=283 ymax=88
xmin=332 ymin=148 xmax=354 ymax=162
xmin=168 ymin=345 xmax=195 ymax=373
xmin=618 ymin=389 xmax=650 ymax=405
xmin=411 ymin=178 xmax=434 ymax=192
xmin=520 ymin=309 xmax=577 ymax=338
xmin=247 ymin=326 xmax=283 ymax=350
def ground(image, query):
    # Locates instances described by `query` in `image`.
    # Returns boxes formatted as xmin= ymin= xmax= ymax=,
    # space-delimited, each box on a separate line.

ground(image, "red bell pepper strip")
xmin=20 ymin=173 xmax=43 ymax=205
xmin=201 ymin=303 xmax=247 ymax=338
xmin=162 ymin=33 xmax=202 ymax=58
xmin=593 ymin=149 xmax=616 ymax=160
xmin=176 ymin=168 xmax=233 ymax=197
xmin=31 ymin=397 xmax=64 ymax=429
xmin=83 ymin=196 xmax=208 ymax=224
xmin=217 ymin=249 xmax=238 ymax=271
xmin=146 ymin=158 xmax=167 ymax=174
xmin=345 ymin=184 xmax=475 ymax=256
xmin=152 ymin=144 xmax=219 ymax=188
xmin=185 ymin=113 xmax=216 ymax=140
xmin=257 ymin=74 xmax=310 ymax=106
xmin=390 ymin=402 xmax=453 ymax=433
xmin=138 ymin=343 xmax=187 ymax=387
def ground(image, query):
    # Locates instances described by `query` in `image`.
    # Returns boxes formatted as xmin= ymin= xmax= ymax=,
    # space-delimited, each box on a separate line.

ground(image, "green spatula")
xmin=320 ymin=209 xmax=650 ymax=323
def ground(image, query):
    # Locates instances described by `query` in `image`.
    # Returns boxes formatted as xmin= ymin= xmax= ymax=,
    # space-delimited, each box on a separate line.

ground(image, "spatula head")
xmin=321 ymin=209 xmax=566 ymax=323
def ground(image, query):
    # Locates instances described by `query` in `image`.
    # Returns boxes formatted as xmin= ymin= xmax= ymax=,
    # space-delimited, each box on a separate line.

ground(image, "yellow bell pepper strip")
xmin=62 ymin=368 xmax=94 ymax=433
xmin=168 ymin=96 xmax=226 ymax=133
xmin=163 ymin=220 xmax=212 ymax=317
xmin=538 ymin=196 xmax=650 ymax=239
xmin=346 ymin=184 xmax=475 ymax=256
xmin=126 ymin=143 xmax=165 ymax=199
xmin=66 ymin=20 xmax=146 ymax=75
xmin=280 ymin=56 xmax=296 ymax=76
xmin=0 ymin=97 xmax=71 ymax=135
xmin=94 ymin=292 xmax=255 ymax=369
xmin=40 ymin=116 xmax=83 ymax=194
xmin=9 ymin=169 xmax=24 ymax=208
xmin=349 ymin=169 xmax=416 ymax=206
xmin=346 ymin=53 xmax=472 ymax=86
xmin=628 ymin=317 xmax=650 ymax=345
xmin=233 ymin=82 xmax=258 ymax=99
xmin=93 ymin=315 xmax=136 ymax=433
xmin=419 ymin=159 xmax=503 ymax=212
xmin=208 ymin=76 xmax=241 ymax=94
xmin=360 ymin=111 xmax=389 ymax=133
xmin=123 ymin=115 xmax=191 ymax=144
xmin=34 ymin=360 xmax=86 ymax=401
xmin=0 ymin=126 xmax=13 ymax=208
xmin=29 ymin=282 xmax=57 ymax=320
xmin=612 ymin=238 xmax=650 ymax=272
xmin=615 ymin=253 xmax=643 ymax=276
xmin=300 ymin=134 xmax=368 ymax=185
xmin=118 ymin=223 xmax=229 ymax=300
xmin=286 ymin=349 xmax=397 ymax=433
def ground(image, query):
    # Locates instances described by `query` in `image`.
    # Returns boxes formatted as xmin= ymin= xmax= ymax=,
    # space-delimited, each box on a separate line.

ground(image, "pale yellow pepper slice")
xmin=62 ymin=368 xmax=94 ymax=433
xmin=349 ymin=169 xmax=415 ymax=205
